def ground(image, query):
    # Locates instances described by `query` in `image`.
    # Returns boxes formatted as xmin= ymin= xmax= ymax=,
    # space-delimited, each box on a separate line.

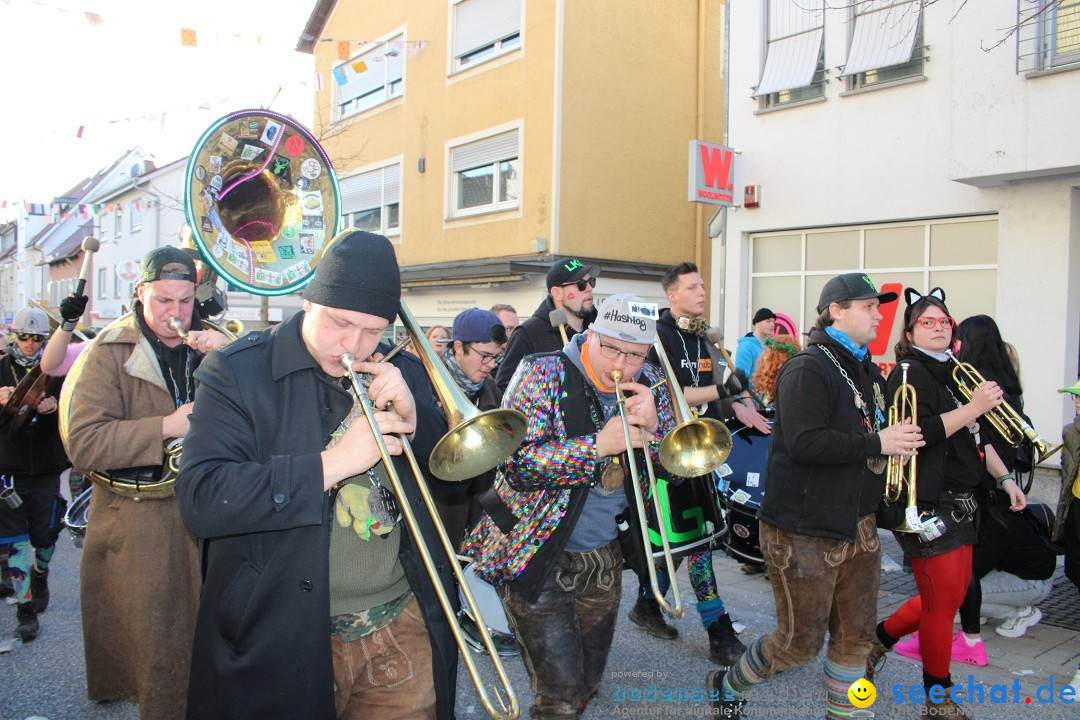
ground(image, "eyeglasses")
xmin=595 ymin=336 xmax=648 ymax=364
xmin=469 ymin=347 xmax=503 ymax=366
xmin=914 ymin=316 xmax=955 ymax=330
xmin=560 ymin=276 xmax=597 ymax=292
xmin=15 ymin=334 xmax=44 ymax=342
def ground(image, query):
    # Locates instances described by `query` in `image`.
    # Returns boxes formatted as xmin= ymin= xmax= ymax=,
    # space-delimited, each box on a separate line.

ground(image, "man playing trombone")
xmin=466 ymin=293 xmax=679 ymax=720
xmin=176 ymin=230 xmax=456 ymax=720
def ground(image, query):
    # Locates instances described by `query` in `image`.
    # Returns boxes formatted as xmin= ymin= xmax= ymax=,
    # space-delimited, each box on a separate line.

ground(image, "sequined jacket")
xmin=464 ymin=352 xmax=677 ymax=601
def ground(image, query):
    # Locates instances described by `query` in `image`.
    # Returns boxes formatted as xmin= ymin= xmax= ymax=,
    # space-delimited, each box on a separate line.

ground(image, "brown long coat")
xmin=61 ymin=314 xmax=200 ymax=720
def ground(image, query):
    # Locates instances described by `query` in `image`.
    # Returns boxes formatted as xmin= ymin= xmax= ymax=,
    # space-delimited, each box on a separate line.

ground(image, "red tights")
xmin=882 ymin=545 xmax=972 ymax=679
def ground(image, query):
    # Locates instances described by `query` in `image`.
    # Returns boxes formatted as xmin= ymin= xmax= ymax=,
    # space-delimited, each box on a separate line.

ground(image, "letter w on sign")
xmin=689 ymin=140 xmax=736 ymax=207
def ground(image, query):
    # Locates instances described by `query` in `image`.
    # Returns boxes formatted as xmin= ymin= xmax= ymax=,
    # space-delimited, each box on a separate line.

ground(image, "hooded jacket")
xmin=494 ymin=295 xmax=597 ymax=393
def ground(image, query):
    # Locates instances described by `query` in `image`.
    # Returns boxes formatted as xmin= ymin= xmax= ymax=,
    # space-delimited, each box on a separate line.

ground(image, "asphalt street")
xmin=1 ymin=497 xmax=1076 ymax=719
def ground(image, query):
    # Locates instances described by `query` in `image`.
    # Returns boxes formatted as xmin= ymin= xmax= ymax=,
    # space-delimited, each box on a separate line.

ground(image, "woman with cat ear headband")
xmin=867 ymin=287 xmax=1009 ymax=720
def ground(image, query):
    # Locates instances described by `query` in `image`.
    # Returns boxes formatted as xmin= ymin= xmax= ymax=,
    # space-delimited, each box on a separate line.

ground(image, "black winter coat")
xmin=758 ymin=330 xmax=886 ymax=543
xmin=176 ymin=312 xmax=456 ymax=720
xmin=494 ymin=296 xmax=597 ymax=393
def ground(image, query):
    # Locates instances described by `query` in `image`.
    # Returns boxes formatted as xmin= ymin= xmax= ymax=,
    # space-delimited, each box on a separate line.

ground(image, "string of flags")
xmin=0 ymin=199 xmax=158 ymax=223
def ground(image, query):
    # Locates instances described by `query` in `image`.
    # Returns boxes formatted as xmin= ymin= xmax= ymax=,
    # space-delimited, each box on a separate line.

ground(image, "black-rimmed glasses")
xmin=561 ymin=276 xmax=597 ymax=292
xmin=595 ymin=336 xmax=648 ymax=364
xmin=16 ymin=334 xmax=44 ymax=342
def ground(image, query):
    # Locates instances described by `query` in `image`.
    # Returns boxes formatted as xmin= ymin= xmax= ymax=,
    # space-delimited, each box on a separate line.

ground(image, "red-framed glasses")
xmin=914 ymin=316 xmax=955 ymax=330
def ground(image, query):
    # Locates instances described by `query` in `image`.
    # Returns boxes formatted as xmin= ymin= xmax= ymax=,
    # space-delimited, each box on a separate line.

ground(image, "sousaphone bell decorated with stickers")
xmin=184 ymin=109 xmax=341 ymax=295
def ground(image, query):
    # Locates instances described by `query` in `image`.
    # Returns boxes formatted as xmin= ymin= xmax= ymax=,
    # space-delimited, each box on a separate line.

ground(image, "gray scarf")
xmin=440 ymin=347 xmax=484 ymax=396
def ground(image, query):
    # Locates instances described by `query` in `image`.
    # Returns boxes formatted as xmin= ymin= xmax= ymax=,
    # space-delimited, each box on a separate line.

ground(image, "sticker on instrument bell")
xmin=716 ymin=463 xmax=733 ymax=477
xmin=225 ymin=246 xmax=250 ymax=273
xmin=277 ymin=244 xmax=295 ymax=260
xmin=285 ymin=134 xmax=306 ymax=156
xmin=254 ymin=266 xmax=284 ymax=286
xmin=283 ymin=261 xmax=311 ymax=284
xmin=295 ymin=176 xmax=310 ymax=191
xmin=745 ymin=472 xmax=760 ymax=488
xmin=209 ymin=155 xmax=223 ymax=174
xmin=240 ymin=144 xmax=265 ymax=162
xmin=298 ymin=233 xmax=315 ymax=254
xmin=249 ymin=241 xmax=277 ymax=263
xmin=261 ymin=120 xmax=282 ymax=145
xmin=368 ymin=484 xmax=400 ymax=527
xmin=211 ymin=244 xmax=224 ymax=259
xmin=201 ymin=215 xmax=212 ymax=232
xmin=216 ymin=133 xmax=239 ymax=156
xmin=905 ymin=507 xmax=924 ymax=531
xmin=271 ymin=155 xmax=292 ymax=184
xmin=301 ymin=158 xmax=322 ymax=179
xmin=239 ymin=119 xmax=261 ymax=138
xmin=300 ymin=191 xmax=323 ymax=215
xmin=210 ymin=174 xmax=223 ymax=194
xmin=282 ymin=225 xmax=298 ymax=240
xmin=302 ymin=215 xmax=324 ymax=230
xmin=194 ymin=165 xmax=206 ymax=181
xmin=730 ymin=489 xmax=752 ymax=505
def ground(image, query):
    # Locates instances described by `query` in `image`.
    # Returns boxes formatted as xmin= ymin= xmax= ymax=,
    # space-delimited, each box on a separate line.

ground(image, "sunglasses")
xmin=15 ymin=333 xmax=44 ymax=342
xmin=561 ymin=276 xmax=597 ymax=292
xmin=913 ymin=316 xmax=955 ymax=330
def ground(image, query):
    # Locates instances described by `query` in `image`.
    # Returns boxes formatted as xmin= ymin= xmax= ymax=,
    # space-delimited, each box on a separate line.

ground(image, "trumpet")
xmin=339 ymin=352 xmax=520 ymax=720
xmin=946 ymin=351 xmax=1063 ymax=464
xmin=885 ymin=363 xmax=922 ymax=533
xmin=610 ymin=368 xmax=684 ymax=619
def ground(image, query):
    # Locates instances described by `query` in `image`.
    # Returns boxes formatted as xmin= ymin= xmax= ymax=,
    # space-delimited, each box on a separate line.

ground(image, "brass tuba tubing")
xmin=885 ymin=363 xmax=922 ymax=533
xmin=945 ymin=351 xmax=1063 ymax=464
xmin=339 ymin=353 xmax=520 ymax=720
xmin=610 ymin=369 xmax=685 ymax=619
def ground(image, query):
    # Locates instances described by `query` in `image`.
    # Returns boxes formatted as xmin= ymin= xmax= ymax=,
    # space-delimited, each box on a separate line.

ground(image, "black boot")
xmin=30 ymin=567 xmax=49 ymax=613
xmin=708 ymin=614 xmax=747 ymax=665
xmin=628 ymin=596 xmax=678 ymax=640
xmin=706 ymin=668 xmax=745 ymax=718
xmin=16 ymin=602 xmax=39 ymax=642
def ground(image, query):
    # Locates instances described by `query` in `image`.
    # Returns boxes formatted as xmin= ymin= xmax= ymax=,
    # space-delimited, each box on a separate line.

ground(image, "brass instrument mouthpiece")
xmin=610 ymin=370 xmax=623 ymax=383
xmin=167 ymin=317 xmax=188 ymax=338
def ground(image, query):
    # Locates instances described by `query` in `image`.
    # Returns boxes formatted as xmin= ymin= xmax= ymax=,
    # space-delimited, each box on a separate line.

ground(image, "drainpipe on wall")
xmin=695 ymin=0 xmax=707 ymax=272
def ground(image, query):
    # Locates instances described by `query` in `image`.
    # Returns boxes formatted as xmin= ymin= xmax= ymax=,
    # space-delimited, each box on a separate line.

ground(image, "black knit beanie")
xmin=302 ymin=229 xmax=401 ymax=322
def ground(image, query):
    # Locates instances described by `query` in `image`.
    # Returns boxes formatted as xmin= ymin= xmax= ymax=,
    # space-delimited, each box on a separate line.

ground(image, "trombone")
xmin=884 ymin=363 xmax=922 ymax=533
xmin=945 ymin=350 xmax=1063 ymax=464
xmin=339 ymin=350 xmax=521 ymax=720
xmin=609 ymin=342 xmax=733 ymax=619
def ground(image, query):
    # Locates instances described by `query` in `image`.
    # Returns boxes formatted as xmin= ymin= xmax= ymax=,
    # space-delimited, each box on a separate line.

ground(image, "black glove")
xmin=722 ymin=369 xmax=748 ymax=397
xmin=60 ymin=293 xmax=89 ymax=332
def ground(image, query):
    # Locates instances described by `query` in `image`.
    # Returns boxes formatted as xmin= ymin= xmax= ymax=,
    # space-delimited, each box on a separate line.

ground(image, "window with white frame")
xmin=340 ymin=164 xmax=401 ymax=238
xmin=1017 ymin=0 xmax=1080 ymax=72
xmin=842 ymin=0 xmax=926 ymax=90
xmin=755 ymin=0 xmax=826 ymax=109
xmin=99 ymin=212 xmax=108 ymax=243
xmin=334 ymin=34 xmax=405 ymax=121
xmin=452 ymin=0 xmax=521 ymax=72
xmin=449 ymin=129 xmax=520 ymax=217
xmin=114 ymin=209 xmax=123 ymax=238
xmin=130 ymin=201 xmax=142 ymax=232
xmin=97 ymin=267 xmax=107 ymax=299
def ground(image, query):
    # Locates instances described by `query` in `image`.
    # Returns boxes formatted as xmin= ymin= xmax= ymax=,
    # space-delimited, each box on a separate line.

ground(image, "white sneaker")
xmin=995 ymin=606 xmax=1042 ymax=638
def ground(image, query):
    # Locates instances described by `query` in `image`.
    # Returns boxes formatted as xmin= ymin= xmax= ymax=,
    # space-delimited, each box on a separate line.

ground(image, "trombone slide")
xmin=338 ymin=354 xmax=520 ymax=720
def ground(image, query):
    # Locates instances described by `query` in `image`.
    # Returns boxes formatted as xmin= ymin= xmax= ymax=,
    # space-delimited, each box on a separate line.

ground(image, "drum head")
xmin=64 ymin=486 xmax=92 ymax=548
xmin=457 ymin=562 xmax=518 ymax=657
xmin=723 ymin=425 xmax=772 ymax=510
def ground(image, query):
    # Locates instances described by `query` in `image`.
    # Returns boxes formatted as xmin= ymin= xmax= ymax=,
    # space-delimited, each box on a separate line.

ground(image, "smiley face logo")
xmin=848 ymin=678 xmax=876 ymax=708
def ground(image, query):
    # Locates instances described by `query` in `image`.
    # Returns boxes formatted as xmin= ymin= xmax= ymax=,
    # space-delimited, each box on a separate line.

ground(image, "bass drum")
xmin=645 ymin=474 xmax=727 ymax=561
xmin=720 ymin=420 xmax=773 ymax=565
xmin=64 ymin=486 xmax=92 ymax=548
xmin=457 ymin=561 xmax=518 ymax=657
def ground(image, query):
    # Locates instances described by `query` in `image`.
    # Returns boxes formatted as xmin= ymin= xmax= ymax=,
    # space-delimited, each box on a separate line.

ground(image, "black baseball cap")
xmin=140 ymin=246 xmax=197 ymax=284
xmin=546 ymin=257 xmax=600 ymax=290
xmin=816 ymin=273 xmax=897 ymax=313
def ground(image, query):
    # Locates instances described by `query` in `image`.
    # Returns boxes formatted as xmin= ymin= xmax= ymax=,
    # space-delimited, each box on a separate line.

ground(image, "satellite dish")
xmin=130 ymin=163 xmax=142 ymax=178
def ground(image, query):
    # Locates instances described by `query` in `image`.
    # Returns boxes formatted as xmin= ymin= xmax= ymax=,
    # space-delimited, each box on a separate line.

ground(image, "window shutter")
xmin=455 ymin=0 xmax=520 ymax=57
xmin=340 ymin=170 xmax=383 ymax=213
xmin=754 ymin=0 xmax=824 ymax=97
xmin=841 ymin=0 xmax=920 ymax=76
xmin=452 ymin=130 xmax=519 ymax=172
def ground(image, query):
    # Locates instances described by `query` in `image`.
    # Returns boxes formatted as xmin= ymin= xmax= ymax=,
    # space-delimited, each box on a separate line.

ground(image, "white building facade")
xmin=719 ymin=0 xmax=1080 ymax=447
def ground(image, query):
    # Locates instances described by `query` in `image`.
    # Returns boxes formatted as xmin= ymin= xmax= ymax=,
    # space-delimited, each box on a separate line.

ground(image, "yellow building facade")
xmin=300 ymin=0 xmax=726 ymax=323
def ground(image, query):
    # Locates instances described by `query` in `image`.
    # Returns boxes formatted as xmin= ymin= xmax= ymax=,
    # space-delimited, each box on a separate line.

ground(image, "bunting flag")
xmin=85 ymin=12 xmax=103 ymax=26
xmin=337 ymin=40 xmax=350 ymax=61
xmin=351 ymin=60 xmax=368 ymax=74
xmin=332 ymin=66 xmax=347 ymax=86
xmin=180 ymin=28 xmax=198 ymax=47
xmin=314 ymin=72 xmax=324 ymax=91
xmin=76 ymin=126 xmax=84 ymax=138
